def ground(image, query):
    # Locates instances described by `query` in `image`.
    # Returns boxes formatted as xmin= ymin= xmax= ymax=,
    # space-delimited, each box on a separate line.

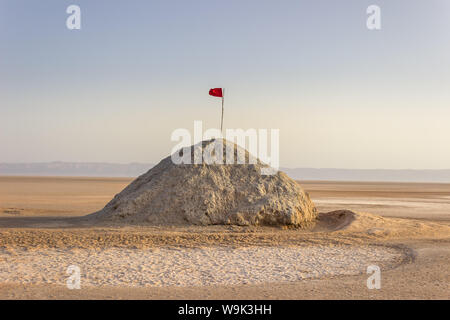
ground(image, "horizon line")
xmin=1 ymin=161 xmax=450 ymax=171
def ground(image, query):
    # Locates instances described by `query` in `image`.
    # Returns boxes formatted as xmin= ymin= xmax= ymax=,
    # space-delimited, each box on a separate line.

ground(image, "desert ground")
xmin=0 ymin=176 xmax=448 ymax=299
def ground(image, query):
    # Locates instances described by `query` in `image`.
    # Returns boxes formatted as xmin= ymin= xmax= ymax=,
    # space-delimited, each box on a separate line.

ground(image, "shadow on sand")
xmin=0 ymin=216 xmax=91 ymax=228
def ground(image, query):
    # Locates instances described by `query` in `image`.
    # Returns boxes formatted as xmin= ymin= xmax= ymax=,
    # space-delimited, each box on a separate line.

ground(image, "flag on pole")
xmin=209 ymin=88 xmax=223 ymax=98
xmin=209 ymin=88 xmax=225 ymax=133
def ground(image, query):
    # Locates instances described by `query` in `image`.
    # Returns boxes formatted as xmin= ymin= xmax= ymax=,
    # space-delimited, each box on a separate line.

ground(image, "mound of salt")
xmin=88 ymin=139 xmax=317 ymax=226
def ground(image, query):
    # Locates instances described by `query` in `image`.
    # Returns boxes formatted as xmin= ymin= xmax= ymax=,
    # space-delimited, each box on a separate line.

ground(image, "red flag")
xmin=209 ymin=88 xmax=223 ymax=98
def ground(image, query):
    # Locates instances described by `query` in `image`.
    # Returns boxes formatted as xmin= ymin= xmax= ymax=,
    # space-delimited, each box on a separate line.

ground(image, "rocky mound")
xmin=88 ymin=139 xmax=317 ymax=226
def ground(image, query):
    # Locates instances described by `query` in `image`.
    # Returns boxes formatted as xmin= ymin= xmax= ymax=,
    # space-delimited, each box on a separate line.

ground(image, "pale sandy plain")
xmin=0 ymin=176 xmax=448 ymax=299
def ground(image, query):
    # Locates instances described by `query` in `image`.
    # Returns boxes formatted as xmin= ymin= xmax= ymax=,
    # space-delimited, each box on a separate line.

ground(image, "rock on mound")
xmin=88 ymin=139 xmax=317 ymax=226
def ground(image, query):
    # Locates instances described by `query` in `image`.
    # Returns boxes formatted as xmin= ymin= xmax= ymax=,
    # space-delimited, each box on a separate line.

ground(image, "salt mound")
xmin=88 ymin=139 xmax=317 ymax=226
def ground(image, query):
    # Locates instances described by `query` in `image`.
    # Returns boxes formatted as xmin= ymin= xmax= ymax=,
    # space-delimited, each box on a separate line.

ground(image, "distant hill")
xmin=1 ymin=162 xmax=450 ymax=183
xmin=282 ymin=168 xmax=450 ymax=183
xmin=0 ymin=162 xmax=152 ymax=177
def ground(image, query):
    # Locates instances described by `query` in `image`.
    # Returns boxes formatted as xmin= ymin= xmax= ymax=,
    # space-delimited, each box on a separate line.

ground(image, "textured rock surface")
xmin=88 ymin=139 xmax=317 ymax=226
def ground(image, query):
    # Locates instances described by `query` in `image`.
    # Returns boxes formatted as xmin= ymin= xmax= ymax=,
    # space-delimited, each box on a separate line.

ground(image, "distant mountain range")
xmin=0 ymin=162 xmax=152 ymax=178
xmin=1 ymin=162 xmax=450 ymax=183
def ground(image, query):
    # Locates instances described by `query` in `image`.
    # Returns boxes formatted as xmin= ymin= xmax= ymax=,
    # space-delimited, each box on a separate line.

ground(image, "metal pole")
xmin=220 ymin=88 xmax=225 ymax=135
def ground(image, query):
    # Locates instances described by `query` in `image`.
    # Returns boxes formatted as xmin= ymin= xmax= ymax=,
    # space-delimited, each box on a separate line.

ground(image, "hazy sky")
xmin=1 ymin=0 xmax=450 ymax=169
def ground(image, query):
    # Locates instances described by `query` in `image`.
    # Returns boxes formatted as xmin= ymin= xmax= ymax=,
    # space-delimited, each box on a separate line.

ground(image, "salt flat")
xmin=0 ymin=176 xmax=448 ymax=299
xmin=0 ymin=245 xmax=404 ymax=287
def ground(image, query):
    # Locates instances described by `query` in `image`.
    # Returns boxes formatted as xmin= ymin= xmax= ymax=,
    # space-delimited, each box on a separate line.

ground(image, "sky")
xmin=1 ymin=0 xmax=450 ymax=169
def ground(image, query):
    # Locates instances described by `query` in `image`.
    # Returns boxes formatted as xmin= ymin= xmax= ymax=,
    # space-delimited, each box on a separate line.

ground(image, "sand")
xmin=0 ymin=245 xmax=405 ymax=287
xmin=304 ymin=180 xmax=450 ymax=221
xmin=0 ymin=176 xmax=449 ymax=299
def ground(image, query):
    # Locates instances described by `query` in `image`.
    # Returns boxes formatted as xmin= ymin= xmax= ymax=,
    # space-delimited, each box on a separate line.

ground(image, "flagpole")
xmin=220 ymin=88 xmax=225 ymax=136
